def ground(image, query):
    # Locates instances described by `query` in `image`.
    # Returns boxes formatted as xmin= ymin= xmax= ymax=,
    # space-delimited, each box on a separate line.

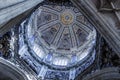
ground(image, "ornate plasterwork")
xmin=71 ymin=0 xmax=120 ymax=56
xmin=0 ymin=1 xmax=97 ymax=80
xmin=0 ymin=33 xmax=12 ymax=59
xmin=32 ymin=3 xmax=96 ymax=55
xmin=24 ymin=1 xmax=96 ymax=68
xmin=61 ymin=10 xmax=74 ymax=25
xmin=16 ymin=1 xmax=96 ymax=79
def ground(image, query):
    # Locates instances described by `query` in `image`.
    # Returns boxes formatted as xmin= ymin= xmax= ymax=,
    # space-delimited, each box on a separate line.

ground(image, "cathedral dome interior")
xmin=16 ymin=1 xmax=97 ymax=79
xmin=24 ymin=1 xmax=96 ymax=68
xmin=0 ymin=0 xmax=120 ymax=80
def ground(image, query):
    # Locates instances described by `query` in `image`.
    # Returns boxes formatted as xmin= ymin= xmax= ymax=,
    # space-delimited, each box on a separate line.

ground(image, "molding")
xmin=0 ymin=0 xmax=25 ymax=9
xmin=0 ymin=0 xmax=43 ymax=29
xmin=0 ymin=8 xmax=34 ymax=36
xmin=71 ymin=0 xmax=120 ymax=57
xmin=0 ymin=58 xmax=28 ymax=80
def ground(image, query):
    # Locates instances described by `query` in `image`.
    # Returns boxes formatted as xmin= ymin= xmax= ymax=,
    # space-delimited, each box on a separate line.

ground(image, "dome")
xmin=17 ymin=1 xmax=97 ymax=79
xmin=1 ymin=0 xmax=120 ymax=80
xmin=24 ymin=2 xmax=96 ymax=68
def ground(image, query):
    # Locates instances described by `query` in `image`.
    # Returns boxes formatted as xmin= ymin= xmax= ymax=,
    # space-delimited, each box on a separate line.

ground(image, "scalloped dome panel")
xmin=25 ymin=1 xmax=96 ymax=67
